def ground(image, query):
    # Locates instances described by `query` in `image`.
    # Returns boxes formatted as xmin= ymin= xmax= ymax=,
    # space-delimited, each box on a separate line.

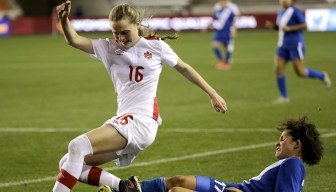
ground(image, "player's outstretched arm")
xmin=282 ymin=23 xmax=307 ymax=32
xmin=265 ymin=20 xmax=279 ymax=31
xmin=56 ymin=1 xmax=93 ymax=54
xmin=174 ymin=58 xmax=227 ymax=113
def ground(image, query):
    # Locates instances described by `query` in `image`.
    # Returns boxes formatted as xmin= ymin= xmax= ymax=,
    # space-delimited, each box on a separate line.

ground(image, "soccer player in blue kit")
xmin=267 ymin=0 xmax=331 ymax=103
xmin=127 ymin=116 xmax=323 ymax=192
xmin=210 ymin=0 xmax=236 ymax=70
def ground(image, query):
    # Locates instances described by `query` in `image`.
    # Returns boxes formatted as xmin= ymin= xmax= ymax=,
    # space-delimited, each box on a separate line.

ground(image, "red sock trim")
xmin=153 ymin=97 xmax=159 ymax=121
xmin=88 ymin=166 xmax=103 ymax=186
xmin=56 ymin=169 xmax=77 ymax=189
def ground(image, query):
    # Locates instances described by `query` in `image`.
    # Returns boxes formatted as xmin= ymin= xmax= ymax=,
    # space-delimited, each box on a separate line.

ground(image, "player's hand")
xmin=282 ymin=26 xmax=291 ymax=31
xmin=210 ymin=93 xmax=227 ymax=113
xmin=265 ymin=20 xmax=274 ymax=29
xmin=56 ymin=0 xmax=71 ymax=20
xmin=201 ymin=27 xmax=208 ymax=33
xmin=226 ymin=187 xmax=243 ymax=192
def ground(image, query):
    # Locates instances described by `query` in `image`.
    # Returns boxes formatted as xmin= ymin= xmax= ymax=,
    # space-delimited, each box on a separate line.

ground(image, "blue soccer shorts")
xmin=276 ymin=42 xmax=305 ymax=62
xmin=195 ymin=176 xmax=243 ymax=192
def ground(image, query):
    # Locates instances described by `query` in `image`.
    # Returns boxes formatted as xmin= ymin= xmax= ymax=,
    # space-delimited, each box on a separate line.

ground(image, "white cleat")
xmin=323 ymin=72 xmax=332 ymax=88
xmin=273 ymin=97 xmax=290 ymax=104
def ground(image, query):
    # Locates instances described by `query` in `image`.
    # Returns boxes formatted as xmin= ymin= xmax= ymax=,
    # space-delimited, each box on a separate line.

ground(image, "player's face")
xmin=275 ymin=130 xmax=299 ymax=160
xmin=219 ymin=0 xmax=228 ymax=7
xmin=279 ymin=0 xmax=292 ymax=8
xmin=111 ymin=17 xmax=140 ymax=48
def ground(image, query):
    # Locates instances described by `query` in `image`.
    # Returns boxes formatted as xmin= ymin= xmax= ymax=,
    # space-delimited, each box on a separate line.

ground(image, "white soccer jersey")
xmin=91 ymin=37 xmax=178 ymax=121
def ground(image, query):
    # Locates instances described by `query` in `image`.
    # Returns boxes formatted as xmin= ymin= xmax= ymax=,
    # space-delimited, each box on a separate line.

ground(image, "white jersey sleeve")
xmin=91 ymin=39 xmax=109 ymax=60
xmin=91 ymin=39 xmax=112 ymax=69
xmin=161 ymin=40 xmax=178 ymax=67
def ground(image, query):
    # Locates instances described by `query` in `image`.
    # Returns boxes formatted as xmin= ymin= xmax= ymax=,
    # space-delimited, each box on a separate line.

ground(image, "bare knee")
xmin=296 ymin=70 xmax=306 ymax=77
xmin=275 ymin=57 xmax=286 ymax=76
xmin=275 ymin=64 xmax=284 ymax=77
xmin=212 ymin=41 xmax=221 ymax=48
xmin=292 ymin=60 xmax=306 ymax=77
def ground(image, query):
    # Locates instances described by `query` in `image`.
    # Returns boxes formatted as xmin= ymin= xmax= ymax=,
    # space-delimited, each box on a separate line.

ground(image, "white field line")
xmin=0 ymin=132 xmax=335 ymax=188
xmin=0 ymin=127 xmax=334 ymax=133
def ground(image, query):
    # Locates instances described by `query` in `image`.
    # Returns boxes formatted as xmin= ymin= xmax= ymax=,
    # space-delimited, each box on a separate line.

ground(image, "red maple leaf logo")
xmin=144 ymin=51 xmax=152 ymax=59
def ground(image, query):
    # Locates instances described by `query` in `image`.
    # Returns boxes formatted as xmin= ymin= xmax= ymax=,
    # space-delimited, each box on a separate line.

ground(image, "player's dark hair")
xmin=109 ymin=4 xmax=178 ymax=40
xmin=278 ymin=116 xmax=323 ymax=166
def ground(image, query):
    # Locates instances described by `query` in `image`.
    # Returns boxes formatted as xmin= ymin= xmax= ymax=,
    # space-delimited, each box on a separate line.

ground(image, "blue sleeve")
xmin=294 ymin=8 xmax=306 ymax=25
xmin=275 ymin=158 xmax=305 ymax=192
xmin=230 ymin=12 xmax=235 ymax=22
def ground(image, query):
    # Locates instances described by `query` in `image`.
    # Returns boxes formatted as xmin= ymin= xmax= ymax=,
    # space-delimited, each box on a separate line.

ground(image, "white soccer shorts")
xmin=104 ymin=114 xmax=160 ymax=167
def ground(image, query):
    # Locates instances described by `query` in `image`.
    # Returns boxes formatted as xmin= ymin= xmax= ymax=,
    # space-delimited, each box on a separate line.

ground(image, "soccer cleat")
xmin=217 ymin=61 xmax=231 ymax=70
xmin=97 ymin=176 xmax=141 ymax=192
xmin=98 ymin=185 xmax=117 ymax=192
xmin=120 ymin=176 xmax=142 ymax=192
xmin=273 ymin=97 xmax=290 ymax=104
xmin=323 ymin=72 xmax=332 ymax=88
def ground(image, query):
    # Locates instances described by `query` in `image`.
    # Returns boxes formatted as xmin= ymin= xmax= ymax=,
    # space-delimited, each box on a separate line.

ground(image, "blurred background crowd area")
xmin=0 ymin=0 xmax=335 ymax=36
xmin=1 ymin=0 xmax=335 ymax=18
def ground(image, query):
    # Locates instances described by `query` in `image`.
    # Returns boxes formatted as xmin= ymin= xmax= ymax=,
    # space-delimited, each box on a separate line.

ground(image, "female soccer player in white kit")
xmin=53 ymin=1 xmax=227 ymax=192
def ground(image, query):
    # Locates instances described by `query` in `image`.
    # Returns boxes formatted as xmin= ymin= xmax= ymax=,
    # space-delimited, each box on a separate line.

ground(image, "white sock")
xmin=79 ymin=165 xmax=121 ymax=190
xmin=53 ymin=134 xmax=93 ymax=192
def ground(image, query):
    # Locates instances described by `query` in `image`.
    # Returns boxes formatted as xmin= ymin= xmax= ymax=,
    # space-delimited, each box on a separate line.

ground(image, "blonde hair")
xmin=109 ymin=4 xmax=178 ymax=40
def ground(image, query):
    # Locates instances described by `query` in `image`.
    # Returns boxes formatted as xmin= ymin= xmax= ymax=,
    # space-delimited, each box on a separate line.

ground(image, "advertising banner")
xmin=306 ymin=9 xmax=336 ymax=31
xmin=0 ymin=18 xmax=10 ymax=37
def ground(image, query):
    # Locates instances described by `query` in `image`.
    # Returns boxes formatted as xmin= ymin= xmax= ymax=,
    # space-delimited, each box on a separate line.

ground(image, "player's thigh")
xmin=84 ymin=151 xmax=119 ymax=166
xmin=289 ymin=46 xmax=306 ymax=77
xmin=85 ymin=124 xmax=127 ymax=155
xmin=166 ymin=176 xmax=197 ymax=190
xmin=275 ymin=48 xmax=289 ymax=75
xmin=212 ymin=40 xmax=222 ymax=48
xmin=169 ymin=187 xmax=193 ymax=192
xmin=292 ymin=59 xmax=306 ymax=77
xmin=275 ymin=56 xmax=287 ymax=76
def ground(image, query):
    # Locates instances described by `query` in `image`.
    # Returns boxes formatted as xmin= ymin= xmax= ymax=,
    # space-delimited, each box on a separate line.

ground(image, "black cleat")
xmin=119 ymin=176 xmax=142 ymax=192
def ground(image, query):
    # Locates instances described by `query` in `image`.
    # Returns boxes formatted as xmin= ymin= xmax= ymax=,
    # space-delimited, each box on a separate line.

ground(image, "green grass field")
xmin=0 ymin=30 xmax=335 ymax=191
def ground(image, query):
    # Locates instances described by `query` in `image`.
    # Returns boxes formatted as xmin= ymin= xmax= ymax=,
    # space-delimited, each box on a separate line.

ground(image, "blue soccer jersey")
xmin=276 ymin=5 xmax=306 ymax=49
xmin=195 ymin=157 xmax=305 ymax=192
xmin=141 ymin=157 xmax=306 ymax=192
xmin=212 ymin=6 xmax=235 ymax=43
